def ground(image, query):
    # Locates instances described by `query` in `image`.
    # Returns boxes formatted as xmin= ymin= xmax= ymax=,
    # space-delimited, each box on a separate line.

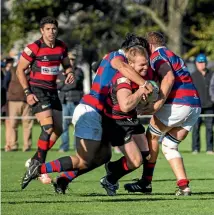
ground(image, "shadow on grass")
xmin=2 ymin=194 xmax=214 ymax=205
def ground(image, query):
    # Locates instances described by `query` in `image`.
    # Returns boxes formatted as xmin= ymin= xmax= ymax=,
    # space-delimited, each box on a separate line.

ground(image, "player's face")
xmin=195 ymin=62 xmax=206 ymax=72
xmin=40 ymin=24 xmax=58 ymax=42
xmin=130 ymin=54 xmax=149 ymax=77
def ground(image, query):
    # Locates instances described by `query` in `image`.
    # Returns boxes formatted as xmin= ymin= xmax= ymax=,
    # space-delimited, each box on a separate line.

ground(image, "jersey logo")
xmin=41 ymin=66 xmax=59 ymax=75
xmin=117 ymin=77 xmax=131 ymax=85
xmin=42 ymin=56 xmax=49 ymax=62
xmin=24 ymin=47 xmax=32 ymax=56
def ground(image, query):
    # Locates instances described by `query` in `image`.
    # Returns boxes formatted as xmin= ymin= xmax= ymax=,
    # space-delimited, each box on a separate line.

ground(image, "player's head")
xmin=145 ymin=32 xmax=165 ymax=53
xmin=40 ymin=16 xmax=58 ymax=42
xmin=127 ymin=46 xmax=149 ymax=77
xmin=121 ymin=33 xmax=150 ymax=55
xmin=195 ymin=53 xmax=207 ymax=72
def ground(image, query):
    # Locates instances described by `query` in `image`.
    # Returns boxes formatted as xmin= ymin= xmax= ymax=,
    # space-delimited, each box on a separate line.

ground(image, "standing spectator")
xmin=209 ymin=72 xmax=214 ymax=103
xmin=5 ymin=66 xmax=34 ymax=152
xmin=191 ymin=53 xmax=214 ymax=154
xmin=57 ymin=51 xmax=84 ymax=152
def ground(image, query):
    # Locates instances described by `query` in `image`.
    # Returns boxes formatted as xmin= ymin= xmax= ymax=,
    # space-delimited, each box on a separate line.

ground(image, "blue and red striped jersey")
xmin=150 ymin=47 xmax=201 ymax=107
xmin=104 ymin=72 xmax=138 ymax=120
xmin=22 ymin=38 xmax=68 ymax=90
xmin=81 ymin=50 xmax=127 ymax=113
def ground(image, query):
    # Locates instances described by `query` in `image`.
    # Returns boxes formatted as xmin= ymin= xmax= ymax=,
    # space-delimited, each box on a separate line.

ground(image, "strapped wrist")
xmin=23 ymin=88 xmax=32 ymax=97
xmin=139 ymin=81 xmax=148 ymax=88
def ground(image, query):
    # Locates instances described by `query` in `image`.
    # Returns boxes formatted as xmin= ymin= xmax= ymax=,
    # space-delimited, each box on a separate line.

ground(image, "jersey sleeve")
xmin=150 ymin=52 xmax=168 ymax=71
xmin=21 ymin=42 xmax=39 ymax=63
xmin=110 ymin=51 xmax=127 ymax=65
xmin=114 ymin=73 xmax=132 ymax=92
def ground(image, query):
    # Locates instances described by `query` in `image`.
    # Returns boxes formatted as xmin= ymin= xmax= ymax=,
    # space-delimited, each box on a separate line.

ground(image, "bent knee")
xmin=128 ymin=156 xmax=143 ymax=169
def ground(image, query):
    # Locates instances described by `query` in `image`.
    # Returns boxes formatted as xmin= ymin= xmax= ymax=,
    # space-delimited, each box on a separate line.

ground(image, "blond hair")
xmin=126 ymin=45 xmax=148 ymax=63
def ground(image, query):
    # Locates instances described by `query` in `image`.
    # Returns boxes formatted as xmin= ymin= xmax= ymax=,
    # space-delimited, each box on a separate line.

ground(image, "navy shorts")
xmin=102 ymin=116 xmax=145 ymax=147
xmin=30 ymin=86 xmax=62 ymax=115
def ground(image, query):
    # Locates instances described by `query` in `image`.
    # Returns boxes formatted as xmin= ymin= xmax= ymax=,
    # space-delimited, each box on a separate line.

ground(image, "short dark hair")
xmin=121 ymin=33 xmax=150 ymax=54
xmin=40 ymin=16 xmax=58 ymax=28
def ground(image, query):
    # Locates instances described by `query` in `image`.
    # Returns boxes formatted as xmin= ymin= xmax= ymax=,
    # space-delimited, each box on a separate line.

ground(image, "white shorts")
xmin=72 ymin=104 xmax=102 ymax=141
xmin=155 ymin=104 xmax=201 ymax=131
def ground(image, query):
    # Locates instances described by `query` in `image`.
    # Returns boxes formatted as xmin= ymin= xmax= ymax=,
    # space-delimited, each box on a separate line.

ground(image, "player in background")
xmin=124 ymin=32 xmax=201 ymax=196
xmin=20 ymin=34 xmax=153 ymax=191
xmin=100 ymin=46 xmax=151 ymax=196
xmin=17 ymin=16 xmax=74 ymax=186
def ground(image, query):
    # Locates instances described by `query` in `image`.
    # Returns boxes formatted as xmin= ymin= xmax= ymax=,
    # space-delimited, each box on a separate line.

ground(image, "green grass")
xmin=1 ymin=123 xmax=214 ymax=215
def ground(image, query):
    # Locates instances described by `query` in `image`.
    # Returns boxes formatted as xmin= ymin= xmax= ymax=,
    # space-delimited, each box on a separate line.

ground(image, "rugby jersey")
xmin=150 ymin=47 xmax=201 ymax=107
xmin=22 ymin=38 xmax=68 ymax=90
xmin=104 ymin=72 xmax=138 ymax=120
xmin=81 ymin=49 xmax=127 ymax=113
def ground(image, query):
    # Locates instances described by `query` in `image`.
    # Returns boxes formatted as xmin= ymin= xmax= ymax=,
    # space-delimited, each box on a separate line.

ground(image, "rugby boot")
xmin=124 ymin=178 xmax=152 ymax=194
xmin=21 ymin=159 xmax=41 ymax=190
xmin=175 ymin=187 xmax=191 ymax=196
xmin=100 ymin=176 xmax=119 ymax=196
xmin=52 ymin=177 xmax=69 ymax=194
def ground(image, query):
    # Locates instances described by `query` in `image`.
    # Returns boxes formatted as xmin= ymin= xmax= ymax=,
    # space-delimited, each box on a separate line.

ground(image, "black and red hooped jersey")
xmin=104 ymin=72 xmax=139 ymax=120
xmin=22 ymin=38 xmax=68 ymax=90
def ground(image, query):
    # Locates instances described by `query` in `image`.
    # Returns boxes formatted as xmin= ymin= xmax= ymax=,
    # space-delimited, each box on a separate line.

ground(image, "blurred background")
xmin=1 ymin=0 xmax=214 ymax=84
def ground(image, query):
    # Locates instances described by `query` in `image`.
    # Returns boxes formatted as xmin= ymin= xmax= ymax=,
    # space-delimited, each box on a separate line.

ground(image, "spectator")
xmin=5 ymin=66 xmax=34 ymax=152
xmin=191 ymin=53 xmax=214 ymax=154
xmin=57 ymin=51 xmax=84 ymax=152
xmin=1 ymin=62 xmax=7 ymax=109
xmin=209 ymin=72 xmax=214 ymax=103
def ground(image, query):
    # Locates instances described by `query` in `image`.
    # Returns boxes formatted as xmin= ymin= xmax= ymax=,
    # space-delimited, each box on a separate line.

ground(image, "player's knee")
xmin=161 ymin=133 xmax=181 ymax=160
xmin=128 ymin=155 xmax=143 ymax=169
xmin=147 ymin=124 xmax=162 ymax=139
xmin=40 ymin=124 xmax=54 ymax=140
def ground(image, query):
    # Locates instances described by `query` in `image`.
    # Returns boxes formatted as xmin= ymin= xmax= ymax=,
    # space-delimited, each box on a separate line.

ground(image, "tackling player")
xmin=17 ymin=16 xmax=74 ymax=185
xmin=124 ymin=32 xmax=201 ymax=196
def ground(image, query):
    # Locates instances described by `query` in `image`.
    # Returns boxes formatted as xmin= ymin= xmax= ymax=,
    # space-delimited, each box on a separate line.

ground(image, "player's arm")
xmin=16 ymin=56 xmax=31 ymax=89
xmin=16 ymin=56 xmax=39 ymax=105
xmin=117 ymin=87 xmax=148 ymax=113
xmin=111 ymin=57 xmax=153 ymax=93
xmin=154 ymin=62 xmax=175 ymax=111
xmin=62 ymin=57 xmax=74 ymax=84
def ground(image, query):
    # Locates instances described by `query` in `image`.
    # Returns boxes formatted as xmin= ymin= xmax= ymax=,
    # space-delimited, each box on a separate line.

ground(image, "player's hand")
xmin=26 ymin=94 xmax=39 ymax=106
xmin=139 ymin=87 xmax=149 ymax=101
xmin=142 ymin=81 xmax=154 ymax=94
xmin=65 ymin=73 xmax=75 ymax=84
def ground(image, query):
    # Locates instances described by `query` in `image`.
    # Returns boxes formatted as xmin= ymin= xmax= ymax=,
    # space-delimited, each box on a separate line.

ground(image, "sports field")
xmin=1 ymin=123 xmax=214 ymax=215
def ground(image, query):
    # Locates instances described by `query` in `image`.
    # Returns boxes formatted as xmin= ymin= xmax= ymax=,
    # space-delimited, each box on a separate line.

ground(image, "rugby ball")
xmin=148 ymin=81 xmax=159 ymax=103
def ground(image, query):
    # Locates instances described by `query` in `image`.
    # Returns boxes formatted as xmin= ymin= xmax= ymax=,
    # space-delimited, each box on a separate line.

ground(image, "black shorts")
xmin=30 ymin=86 xmax=62 ymax=115
xmin=102 ymin=116 xmax=145 ymax=147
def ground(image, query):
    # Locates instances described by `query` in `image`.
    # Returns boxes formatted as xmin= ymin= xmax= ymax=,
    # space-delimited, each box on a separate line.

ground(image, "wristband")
xmin=23 ymin=88 xmax=32 ymax=97
xmin=139 ymin=81 xmax=148 ymax=88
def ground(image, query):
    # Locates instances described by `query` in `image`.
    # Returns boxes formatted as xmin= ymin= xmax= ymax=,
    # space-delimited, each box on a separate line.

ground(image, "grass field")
xmin=1 ymin=123 xmax=214 ymax=215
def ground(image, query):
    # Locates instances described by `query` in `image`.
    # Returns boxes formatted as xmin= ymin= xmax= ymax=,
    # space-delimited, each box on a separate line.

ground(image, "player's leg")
xmin=163 ymin=127 xmax=190 ymax=195
xmin=124 ymin=115 xmax=168 ymax=193
xmin=53 ymin=141 xmax=112 ymax=194
xmin=101 ymin=136 xmax=143 ymax=196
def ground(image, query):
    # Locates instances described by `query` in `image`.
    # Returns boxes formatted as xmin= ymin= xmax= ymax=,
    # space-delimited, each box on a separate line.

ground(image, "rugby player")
xmin=124 ymin=32 xmax=201 ymax=196
xmin=100 ymin=46 xmax=151 ymax=196
xmin=20 ymin=34 xmax=153 ymax=190
xmin=17 ymin=16 xmax=74 ymax=185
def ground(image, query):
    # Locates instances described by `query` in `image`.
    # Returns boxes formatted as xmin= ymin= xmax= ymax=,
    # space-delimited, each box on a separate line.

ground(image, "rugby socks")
xmin=107 ymin=157 xmax=132 ymax=184
xmin=40 ymin=156 xmax=73 ymax=174
xmin=60 ymin=171 xmax=78 ymax=182
xmin=141 ymin=161 xmax=156 ymax=182
xmin=177 ymin=179 xmax=190 ymax=189
xmin=48 ymin=139 xmax=56 ymax=149
xmin=32 ymin=139 xmax=49 ymax=163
